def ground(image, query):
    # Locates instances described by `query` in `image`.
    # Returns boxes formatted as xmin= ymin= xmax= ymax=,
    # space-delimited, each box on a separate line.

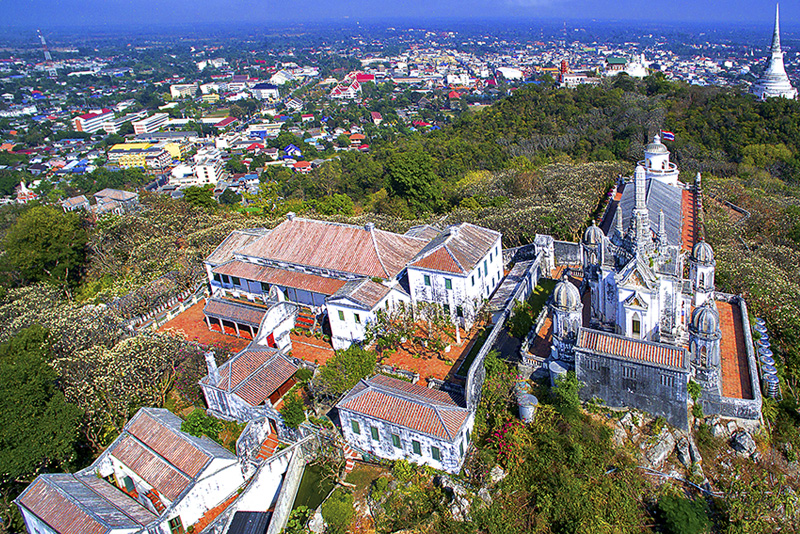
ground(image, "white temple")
xmin=752 ymin=3 xmax=797 ymax=100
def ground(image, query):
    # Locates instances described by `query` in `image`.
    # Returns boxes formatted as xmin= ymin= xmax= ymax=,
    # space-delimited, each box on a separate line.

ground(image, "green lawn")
xmin=455 ymin=327 xmax=491 ymax=377
xmin=528 ymin=278 xmax=557 ymax=317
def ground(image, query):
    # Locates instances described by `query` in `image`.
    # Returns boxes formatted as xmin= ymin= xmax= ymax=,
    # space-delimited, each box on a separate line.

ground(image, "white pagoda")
xmin=752 ymin=3 xmax=797 ymax=100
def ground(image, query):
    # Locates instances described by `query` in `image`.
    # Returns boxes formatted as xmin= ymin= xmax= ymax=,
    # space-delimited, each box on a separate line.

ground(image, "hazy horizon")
xmin=3 ymin=0 xmax=798 ymax=30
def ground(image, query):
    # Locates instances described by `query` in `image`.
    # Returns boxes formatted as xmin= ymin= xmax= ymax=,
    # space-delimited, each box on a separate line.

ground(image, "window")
xmin=588 ymin=358 xmax=601 ymax=371
xmin=457 ymin=306 xmax=463 ymax=318
xmin=412 ymin=440 xmax=421 ymax=455
xmin=632 ymin=316 xmax=641 ymax=337
xmin=622 ymin=366 xmax=637 ymax=379
xmin=471 ymin=275 xmax=475 ymax=286
xmin=465 ymin=429 xmax=471 ymax=443
xmin=231 ymin=276 xmax=241 ymax=286
xmin=122 ymin=476 xmax=134 ymax=492
xmin=168 ymin=517 xmax=185 ymax=534
xmin=484 ymin=260 xmax=488 ymax=276
xmin=445 ymin=278 xmax=452 ymax=290
xmin=443 ymin=304 xmax=450 ymax=316
xmin=338 ymin=310 xmax=345 ymax=321
xmin=351 ymin=420 xmax=360 ymax=435
xmin=392 ymin=434 xmax=401 ymax=448
xmin=260 ymin=282 xmax=270 ymax=292
xmin=660 ymin=374 xmax=675 ymax=387
xmin=354 ymin=313 xmax=361 ymax=324
xmin=459 ymin=441 xmax=464 ymax=457
xmin=424 ymin=274 xmax=431 ymax=287
xmin=600 ymin=366 xmax=610 ymax=386
xmin=370 ymin=426 xmax=379 ymax=440
xmin=221 ymin=274 xmax=230 ymax=285
xmin=213 ymin=273 xmax=221 ymax=283
xmin=431 ymin=446 xmax=441 ymax=461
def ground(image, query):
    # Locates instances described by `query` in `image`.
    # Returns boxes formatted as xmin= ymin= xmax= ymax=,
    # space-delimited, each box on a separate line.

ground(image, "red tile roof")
xmin=204 ymin=297 xmax=268 ymax=326
xmin=236 ymin=218 xmax=428 ymax=279
xmin=337 ymin=375 xmax=468 ymax=441
xmin=206 ymin=230 xmax=268 ymax=266
xmin=18 ymin=479 xmax=106 ymax=534
xmin=126 ymin=412 xmax=210 ymax=478
xmin=213 ymin=260 xmax=347 ymax=296
xmin=110 ymin=435 xmax=192 ymax=502
xmin=329 ymin=279 xmax=395 ymax=310
xmin=577 ymin=328 xmax=686 ymax=369
xmin=208 ymin=348 xmax=298 ymax=407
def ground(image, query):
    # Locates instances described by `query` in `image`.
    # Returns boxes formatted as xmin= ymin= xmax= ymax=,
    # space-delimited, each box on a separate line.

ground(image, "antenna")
xmin=37 ymin=29 xmax=57 ymax=77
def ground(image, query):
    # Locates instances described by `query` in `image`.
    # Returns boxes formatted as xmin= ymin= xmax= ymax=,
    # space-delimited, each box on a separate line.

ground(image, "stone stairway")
xmin=255 ymin=432 xmax=281 ymax=461
xmin=342 ymin=443 xmax=361 ymax=474
xmin=145 ymin=489 xmax=166 ymax=514
xmin=295 ymin=308 xmax=316 ymax=333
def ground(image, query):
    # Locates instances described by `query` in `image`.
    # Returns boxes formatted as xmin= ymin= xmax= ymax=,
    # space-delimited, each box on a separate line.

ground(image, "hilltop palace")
xmin=524 ymin=136 xmax=762 ymax=429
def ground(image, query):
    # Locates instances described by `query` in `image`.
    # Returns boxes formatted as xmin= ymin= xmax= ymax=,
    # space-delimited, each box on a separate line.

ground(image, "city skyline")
xmin=3 ymin=0 xmax=800 ymax=30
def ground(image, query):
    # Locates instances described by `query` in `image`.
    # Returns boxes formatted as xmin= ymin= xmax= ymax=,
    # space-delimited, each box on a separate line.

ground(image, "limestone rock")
xmin=437 ymin=475 xmax=472 ymax=522
xmin=676 ymin=436 xmax=691 ymax=468
xmin=731 ymin=430 xmax=756 ymax=456
xmin=489 ymin=465 xmax=507 ymax=485
xmin=308 ymin=509 xmax=325 ymax=534
xmin=688 ymin=437 xmax=702 ymax=465
xmin=612 ymin=424 xmax=627 ymax=448
xmin=477 ymin=487 xmax=493 ymax=506
xmin=711 ymin=423 xmax=727 ymax=438
xmin=645 ymin=430 xmax=676 ymax=468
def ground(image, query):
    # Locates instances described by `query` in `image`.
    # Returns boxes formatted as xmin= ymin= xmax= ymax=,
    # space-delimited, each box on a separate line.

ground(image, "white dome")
xmin=583 ymin=221 xmax=604 ymax=245
xmin=691 ymin=304 xmax=719 ymax=336
xmin=645 ymin=134 xmax=668 ymax=154
xmin=553 ymin=277 xmax=581 ymax=310
xmin=692 ymin=240 xmax=715 ymax=264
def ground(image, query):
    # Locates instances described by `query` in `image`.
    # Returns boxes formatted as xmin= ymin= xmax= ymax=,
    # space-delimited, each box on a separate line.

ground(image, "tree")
xmin=3 ymin=205 xmax=87 ymax=289
xmin=314 ymin=193 xmax=354 ymax=215
xmin=321 ymin=489 xmax=355 ymax=534
xmin=386 ymin=151 xmax=443 ymax=215
xmin=182 ymin=185 xmax=216 ymax=209
xmin=656 ymin=493 xmax=710 ymax=534
xmin=0 ymin=325 xmax=81 ymax=485
xmin=218 ymin=188 xmax=242 ymax=205
xmin=280 ymin=390 xmax=306 ymax=429
xmin=181 ymin=409 xmax=223 ymax=439
xmin=311 ymin=346 xmax=376 ymax=402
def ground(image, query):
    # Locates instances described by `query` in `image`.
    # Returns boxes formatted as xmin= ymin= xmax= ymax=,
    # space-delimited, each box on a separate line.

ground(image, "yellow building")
xmin=202 ymin=93 xmax=220 ymax=103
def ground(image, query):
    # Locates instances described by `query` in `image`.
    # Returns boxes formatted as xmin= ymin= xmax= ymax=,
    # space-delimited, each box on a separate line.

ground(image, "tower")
xmin=550 ymin=276 xmax=583 ymax=362
xmin=752 ymin=4 xmax=797 ymax=100
xmin=689 ymin=304 xmax=721 ymax=369
xmin=628 ymin=165 xmax=653 ymax=254
xmin=642 ymin=134 xmax=679 ymax=186
xmin=690 ymin=240 xmax=715 ymax=307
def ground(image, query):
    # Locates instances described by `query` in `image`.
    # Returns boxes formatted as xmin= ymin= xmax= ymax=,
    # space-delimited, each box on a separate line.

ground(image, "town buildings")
xmin=132 ymin=113 xmax=169 ymax=135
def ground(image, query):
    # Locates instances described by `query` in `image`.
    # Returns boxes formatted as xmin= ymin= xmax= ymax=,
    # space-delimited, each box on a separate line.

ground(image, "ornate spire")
xmin=616 ymin=207 xmax=624 ymax=236
xmin=658 ymin=209 xmax=666 ymax=242
xmin=772 ymin=3 xmax=782 ymax=53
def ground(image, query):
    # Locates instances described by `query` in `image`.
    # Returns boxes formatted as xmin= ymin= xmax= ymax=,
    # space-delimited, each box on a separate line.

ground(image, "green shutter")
xmin=370 ymin=426 xmax=379 ymax=440
xmin=338 ymin=310 xmax=345 ymax=321
xmin=431 ymin=446 xmax=441 ymax=461
xmin=392 ymin=434 xmax=401 ymax=448
xmin=445 ymin=278 xmax=452 ymax=290
xmin=412 ymin=440 xmax=421 ymax=455
xmin=351 ymin=420 xmax=360 ymax=434
xmin=424 ymin=274 xmax=431 ymax=286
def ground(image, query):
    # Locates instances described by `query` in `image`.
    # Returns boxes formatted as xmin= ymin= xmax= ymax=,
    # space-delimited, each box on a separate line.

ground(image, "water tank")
xmin=754 ymin=317 xmax=766 ymax=327
xmin=758 ymin=347 xmax=773 ymax=358
xmin=549 ymin=360 xmax=569 ymax=387
xmin=754 ymin=324 xmax=768 ymax=335
xmin=518 ymin=394 xmax=539 ymax=423
xmin=762 ymin=364 xmax=778 ymax=376
xmin=757 ymin=338 xmax=771 ymax=349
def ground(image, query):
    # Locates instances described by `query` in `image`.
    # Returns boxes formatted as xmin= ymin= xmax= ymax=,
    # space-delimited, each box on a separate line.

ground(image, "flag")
xmin=661 ymin=130 xmax=675 ymax=141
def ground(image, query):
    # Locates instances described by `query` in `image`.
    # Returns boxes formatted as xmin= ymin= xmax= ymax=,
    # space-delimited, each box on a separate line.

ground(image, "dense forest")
xmin=2 ymin=75 xmax=800 ymax=532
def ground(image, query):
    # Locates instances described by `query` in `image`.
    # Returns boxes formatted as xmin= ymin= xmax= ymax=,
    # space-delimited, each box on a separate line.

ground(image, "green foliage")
xmin=0 ymin=325 xmax=81 ymax=484
xmin=182 ymin=185 xmax=216 ymax=209
xmin=311 ymin=346 xmax=376 ymax=402
xmin=391 ymin=459 xmax=415 ymax=483
xmin=386 ymin=150 xmax=443 ymax=215
xmin=281 ymin=506 xmax=312 ymax=534
xmin=483 ymin=350 xmax=507 ymax=377
xmin=313 ymin=193 xmax=354 ymax=215
xmin=280 ymin=391 xmax=306 ymax=429
xmin=181 ymin=409 xmax=223 ymax=439
xmin=687 ymin=380 xmax=702 ymax=403
xmin=552 ymin=371 xmax=582 ymax=421
xmin=320 ymin=488 xmax=354 ymax=534
xmin=294 ymin=367 xmax=313 ymax=383
xmin=509 ymin=300 xmax=534 ymax=339
xmin=3 ymin=205 xmax=87 ymax=288
xmin=657 ymin=493 xmax=710 ymax=534
xmin=218 ymin=188 xmax=242 ymax=205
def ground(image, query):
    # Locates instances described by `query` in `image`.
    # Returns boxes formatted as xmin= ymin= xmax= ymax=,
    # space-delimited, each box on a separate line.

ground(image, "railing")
xmin=129 ymin=282 xmax=209 ymax=331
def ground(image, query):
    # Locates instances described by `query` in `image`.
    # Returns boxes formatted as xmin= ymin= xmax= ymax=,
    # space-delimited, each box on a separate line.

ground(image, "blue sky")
xmin=3 ymin=0 xmax=797 ymax=29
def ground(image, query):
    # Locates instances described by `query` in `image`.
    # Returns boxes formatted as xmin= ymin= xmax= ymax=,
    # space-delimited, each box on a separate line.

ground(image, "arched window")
xmin=700 ymin=346 xmax=708 ymax=367
xmin=632 ymin=314 xmax=641 ymax=338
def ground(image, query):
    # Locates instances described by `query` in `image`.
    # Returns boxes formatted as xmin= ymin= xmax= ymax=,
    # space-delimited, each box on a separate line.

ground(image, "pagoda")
xmin=752 ymin=4 xmax=797 ymax=100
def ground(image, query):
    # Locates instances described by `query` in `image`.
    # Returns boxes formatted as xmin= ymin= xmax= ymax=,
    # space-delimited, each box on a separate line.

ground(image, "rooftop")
xmin=576 ymin=327 xmax=687 ymax=370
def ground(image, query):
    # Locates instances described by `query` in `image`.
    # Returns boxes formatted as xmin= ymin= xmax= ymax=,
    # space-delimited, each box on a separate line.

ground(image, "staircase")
xmin=342 ymin=443 xmax=361 ymax=474
xmin=295 ymin=308 xmax=316 ymax=334
xmin=145 ymin=489 xmax=166 ymax=514
xmin=255 ymin=431 xmax=281 ymax=461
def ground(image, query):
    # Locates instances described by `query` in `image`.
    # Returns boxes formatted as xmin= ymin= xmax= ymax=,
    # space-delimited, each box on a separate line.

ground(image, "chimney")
xmin=365 ymin=222 xmax=375 ymax=232
xmin=286 ymin=212 xmax=295 ymax=221
xmin=205 ymin=351 xmax=219 ymax=383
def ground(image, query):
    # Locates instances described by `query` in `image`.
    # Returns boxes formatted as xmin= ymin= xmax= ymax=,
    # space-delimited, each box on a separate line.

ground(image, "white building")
xmin=15 ymin=408 xmax=245 ymax=534
xmin=250 ymin=83 xmax=280 ymax=101
xmin=73 ymin=108 xmax=114 ymax=133
xmin=337 ymin=375 xmax=473 ymax=473
xmin=170 ymin=83 xmax=198 ymax=99
xmin=406 ymin=223 xmax=503 ymax=330
xmin=752 ymin=4 xmax=797 ymax=100
xmin=132 ymin=113 xmax=169 ymax=135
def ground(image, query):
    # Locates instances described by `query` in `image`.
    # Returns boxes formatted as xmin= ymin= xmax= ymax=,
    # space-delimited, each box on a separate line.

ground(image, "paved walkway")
xmin=717 ymin=301 xmax=753 ymax=400
xmin=158 ymin=300 xmax=250 ymax=352
xmin=681 ymin=189 xmax=698 ymax=250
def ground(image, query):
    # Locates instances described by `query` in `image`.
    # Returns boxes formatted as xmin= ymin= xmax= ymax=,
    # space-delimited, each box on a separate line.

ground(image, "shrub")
xmin=282 ymin=506 xmax=312 ymax=534
xmin=295 ymin=367 xmax=313 ymax=384
xmin=656 ymin=494 xmax=710 ymax=534
xmin=687 ymin=380 xmax=702 ymax=403
xmin=552 ymin=371 xmax=582 ymax=420
xmin=181 ymin=410 xmax=223 ymax=439
xmin=280 ymin=391 xmax=306 ymax=429
xmin=320 ymin=489 xmax=354 ymax=534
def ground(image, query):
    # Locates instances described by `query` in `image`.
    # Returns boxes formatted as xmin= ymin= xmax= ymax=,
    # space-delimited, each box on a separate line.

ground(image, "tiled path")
xmin=681 ymin=189 xmax=698 ymax=250
xmin=158 ymin=300 xmax=250 ymax=352
xmin=717 ymin=301 xmax=753 ymax=400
